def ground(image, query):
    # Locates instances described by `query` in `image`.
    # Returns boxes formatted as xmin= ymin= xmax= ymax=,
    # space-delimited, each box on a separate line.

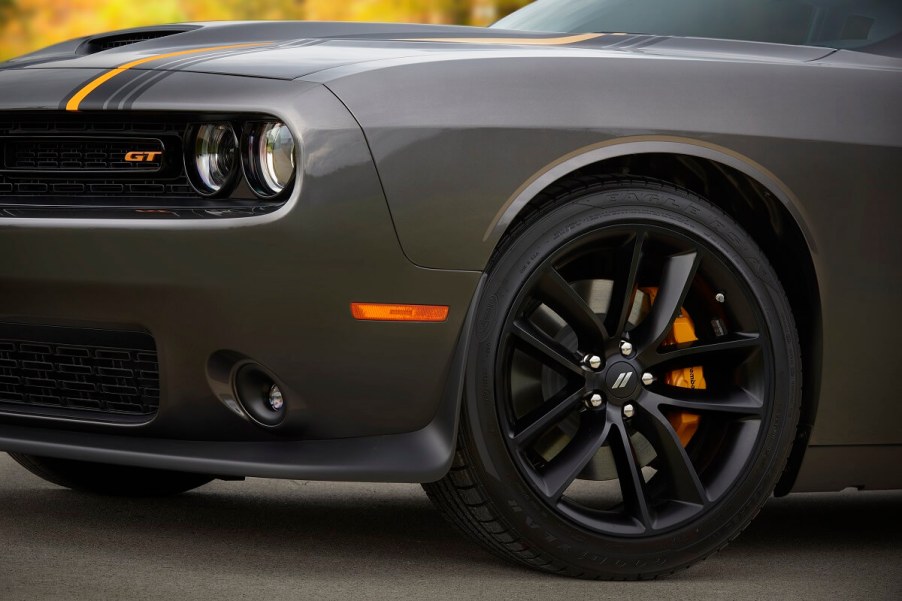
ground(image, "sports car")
xmin=0 ymin=0 xmax=900 ymax=580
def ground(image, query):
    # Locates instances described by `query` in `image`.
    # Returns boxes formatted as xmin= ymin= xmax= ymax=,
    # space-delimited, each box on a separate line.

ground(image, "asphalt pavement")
xmin=0 ymin=453 xmax=899 ymax=600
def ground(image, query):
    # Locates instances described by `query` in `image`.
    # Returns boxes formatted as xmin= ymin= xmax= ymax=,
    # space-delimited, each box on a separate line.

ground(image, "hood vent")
xmin=81 ymin=28 xmax=194 ymax=55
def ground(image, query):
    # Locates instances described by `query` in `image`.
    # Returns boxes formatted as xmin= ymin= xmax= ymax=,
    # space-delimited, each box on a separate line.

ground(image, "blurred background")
xmin=0 ymin=0 xmax=532 ymax=60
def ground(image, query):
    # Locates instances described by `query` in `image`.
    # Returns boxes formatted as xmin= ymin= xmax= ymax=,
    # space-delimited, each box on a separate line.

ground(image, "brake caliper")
xmin=638 ymin=288 xmax=704 ymax=446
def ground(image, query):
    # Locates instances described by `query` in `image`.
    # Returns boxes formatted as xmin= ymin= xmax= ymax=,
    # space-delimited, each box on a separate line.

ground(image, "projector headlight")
xmin=187 ymin=123 xmax=239 ymax=196
xmin=244 ymin=121 xmax=297 ymax=198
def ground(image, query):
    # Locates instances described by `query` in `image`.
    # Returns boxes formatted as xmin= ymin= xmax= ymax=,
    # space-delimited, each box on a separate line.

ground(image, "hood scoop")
xmin=78 ymin=27 xmax=198 ymax=55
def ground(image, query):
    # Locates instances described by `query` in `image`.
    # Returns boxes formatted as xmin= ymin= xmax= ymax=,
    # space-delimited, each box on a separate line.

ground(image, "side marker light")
xmin=350 ymin=303 xmax=449 ymax=322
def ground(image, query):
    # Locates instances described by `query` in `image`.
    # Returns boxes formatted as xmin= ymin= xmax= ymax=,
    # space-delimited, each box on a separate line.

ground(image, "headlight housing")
xmin=186 ymin=123 xmax=239 ymax=197
xmin=244 ymin=121 xmax=297 ymax=199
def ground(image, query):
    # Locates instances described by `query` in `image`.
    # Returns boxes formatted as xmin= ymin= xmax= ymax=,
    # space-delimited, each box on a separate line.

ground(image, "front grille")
xmin=3 ymin=137 xmax=164 ymax=172
xmin=0 ymin=113 xmax=285 ymax=218
xmin=0 ymin=323 xmax=160 ymax=421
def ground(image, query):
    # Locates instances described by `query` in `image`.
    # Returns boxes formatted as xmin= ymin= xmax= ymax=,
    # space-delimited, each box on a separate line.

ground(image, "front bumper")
xmin=0 ymin=77 xmax=481 ymax=479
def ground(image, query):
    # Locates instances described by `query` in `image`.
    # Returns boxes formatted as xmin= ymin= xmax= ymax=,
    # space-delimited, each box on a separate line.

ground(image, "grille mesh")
xmin=0 ymin=324 xmax=160 ymax=419
xmin=0 ymin=116 xmax=197 ymax=201
xmin=0 ymin=179 xmax=194 ymax=198
xmin=3 ymin=138 xmax=164 ymax=172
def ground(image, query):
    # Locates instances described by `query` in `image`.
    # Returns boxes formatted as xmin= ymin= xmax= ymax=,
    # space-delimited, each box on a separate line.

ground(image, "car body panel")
xmin=0 ymin=22 xmax=900 ymax=490
xmin=317 ymin=40 xmax=902 ymax=448
xmin=0 ymin=77 xmax=481 ymax=442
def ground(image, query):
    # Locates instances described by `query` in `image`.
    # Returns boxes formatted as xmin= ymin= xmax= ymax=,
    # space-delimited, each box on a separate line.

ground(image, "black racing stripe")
xmin=119 ymin=46 xmax=288 ymax=110
xmin=58 ymin=73 xmax=102 ymax=111
xmin=280 ymin=39 xmax=323 ymax=48
xmin=60 ymin=43 xmax=278 ymax=111
xmin=75 ymin=69 xmax=146 ymax=111
xmin=117 ymin=51 xmax=253 ymax=110
xmin=103 ymin=67 xmax=163 ymax=109
xmin=105 ymin=53 xmax=218 ymax=110
xmin=120 ymin=68 xmax=188 ymax=110
xmin=65 ymin=42 xmax=287 ymax=112
xmin=162 ymin=43 xmax=289 ymax=69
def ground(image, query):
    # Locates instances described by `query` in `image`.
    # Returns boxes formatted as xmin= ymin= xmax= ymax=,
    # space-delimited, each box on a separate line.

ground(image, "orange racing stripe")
xmin=402 ymin=33 xmax=608 ymax=45
xmin=65 ymin=42 xmax=270 ymax=112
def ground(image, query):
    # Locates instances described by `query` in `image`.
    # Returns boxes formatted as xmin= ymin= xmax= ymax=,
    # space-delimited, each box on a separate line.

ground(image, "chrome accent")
xmin=612 ymin=372 xmax=633 ymax=389
xmin=585 ymin=392 xmax=604 ymax=408
xmin=583 ymin=354 xmax=603 ymax=370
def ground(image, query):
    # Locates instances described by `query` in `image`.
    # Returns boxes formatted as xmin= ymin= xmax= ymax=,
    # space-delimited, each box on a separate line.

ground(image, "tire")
xmin=9 ymin=453 xmax=214 ymax=496
xmin=424 ymin=177 xmax=801 ymax=579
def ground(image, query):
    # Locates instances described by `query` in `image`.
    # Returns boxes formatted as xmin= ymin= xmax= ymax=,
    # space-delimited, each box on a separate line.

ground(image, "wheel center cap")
xmin=605 ymin=362 xmax=639 ymax=399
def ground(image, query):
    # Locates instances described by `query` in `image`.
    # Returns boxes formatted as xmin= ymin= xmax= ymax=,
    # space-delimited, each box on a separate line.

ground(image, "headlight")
xmin=187 ymin=123 xmax=239 ymax=196
xmin=244 ymin=122 xmax=297 ymax=198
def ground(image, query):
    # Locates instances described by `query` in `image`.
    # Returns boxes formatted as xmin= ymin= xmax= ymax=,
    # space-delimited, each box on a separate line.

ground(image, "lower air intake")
xmin=0 ymin=323 xmax=160 ymax=422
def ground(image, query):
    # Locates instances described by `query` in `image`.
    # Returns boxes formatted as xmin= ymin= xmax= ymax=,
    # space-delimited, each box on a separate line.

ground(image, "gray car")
xmin=0 ymin=0 xmax=900 ymax=580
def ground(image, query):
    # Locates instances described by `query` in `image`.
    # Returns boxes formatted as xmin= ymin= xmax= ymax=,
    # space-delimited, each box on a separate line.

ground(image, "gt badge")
xmin=124 ymin=151 xmax=163 ymax=162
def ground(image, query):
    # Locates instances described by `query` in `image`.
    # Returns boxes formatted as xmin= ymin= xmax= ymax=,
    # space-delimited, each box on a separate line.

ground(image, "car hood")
xmin=1 ymin=21 xmax=835 ymax=81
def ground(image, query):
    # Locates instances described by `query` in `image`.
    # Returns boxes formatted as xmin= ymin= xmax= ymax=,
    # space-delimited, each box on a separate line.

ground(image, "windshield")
xmin=492 ymin=0 xmax=902 ymax=56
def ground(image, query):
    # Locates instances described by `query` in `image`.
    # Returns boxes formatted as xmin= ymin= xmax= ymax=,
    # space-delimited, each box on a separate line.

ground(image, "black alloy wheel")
xmin=425 ymin=177 xmax=801 ymax=579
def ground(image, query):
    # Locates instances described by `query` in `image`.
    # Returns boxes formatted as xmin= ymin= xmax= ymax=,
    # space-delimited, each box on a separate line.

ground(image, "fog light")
xmin=267 ymin=384 xmax=284 ymax=411
xmin=234 ymin=364 xmax=286 ymax=427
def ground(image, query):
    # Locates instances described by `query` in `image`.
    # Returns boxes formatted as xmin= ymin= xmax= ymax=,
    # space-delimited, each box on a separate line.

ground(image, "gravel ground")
xmin=0 ymin=453 xmax=899 ymax=601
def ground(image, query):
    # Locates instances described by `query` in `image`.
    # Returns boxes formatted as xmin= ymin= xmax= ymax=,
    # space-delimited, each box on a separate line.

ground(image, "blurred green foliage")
xmin=0 ymin=0 xmax=532 ymax=60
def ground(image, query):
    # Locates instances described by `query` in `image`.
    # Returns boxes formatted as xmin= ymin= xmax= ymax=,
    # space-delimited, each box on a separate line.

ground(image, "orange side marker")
xmin=350 ymin=303 xmax=449 ymax=322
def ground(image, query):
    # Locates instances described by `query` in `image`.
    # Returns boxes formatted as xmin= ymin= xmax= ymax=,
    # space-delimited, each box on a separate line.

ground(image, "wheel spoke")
xmin=604 ymin=231 xmax=646 ymax=338
xmin=510 ymin=320 xmax=584 ymax=377
xmin=632 ymin=251 xmax=700 ymax=353
xmin=512 ymin=388 xmax=584 ymax=448
xmin=633 ymin=404 xmax=707 ymax=505
xmin=644 ymin=332 xmax=761 ymax=368
xmin=642 ymin=388 xmax=764 ymax=418
xmin=608 ymin=410 xmax=653 ymax=529
xmin=496 ymin=218 xmax=780 ymax=540
xmin=537 ymin=415 xmax=611 ymax=501
xmin=536 ymin=267 xmax=608 ymax=347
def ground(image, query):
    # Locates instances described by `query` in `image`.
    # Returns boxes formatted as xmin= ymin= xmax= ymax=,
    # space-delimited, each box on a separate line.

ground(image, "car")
xmin=0 ymin=0 xmax=900 ymax=580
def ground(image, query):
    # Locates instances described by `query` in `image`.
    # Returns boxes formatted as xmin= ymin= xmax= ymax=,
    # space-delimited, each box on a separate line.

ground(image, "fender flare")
xmin=478 ymin=136 xmax=820 ymax=494
xmin=484 ymin=135 xmax=818 ymax=256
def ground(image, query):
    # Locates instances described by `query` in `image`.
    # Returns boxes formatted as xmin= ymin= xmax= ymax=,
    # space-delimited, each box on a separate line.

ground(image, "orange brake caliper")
xmin=640 ymin=288 xmax=704 ymax=446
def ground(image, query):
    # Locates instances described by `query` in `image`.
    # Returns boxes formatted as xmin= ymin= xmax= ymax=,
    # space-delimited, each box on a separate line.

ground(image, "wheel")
xmin=424 ymin=177 xmax=801 ymax=579
xmin=9 ymin=453 xmax=214 ymax=496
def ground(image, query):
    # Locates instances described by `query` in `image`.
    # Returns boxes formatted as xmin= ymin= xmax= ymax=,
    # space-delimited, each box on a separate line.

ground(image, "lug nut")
xmin=620 ymin=341 xmax=633 ymax=357
xmin=585 ymin=392 xmax=604 ymax=409
xmin=641 ymin=372 xmax=655 ymax=386
xmin=583 ymin=354 xmax=603 ymax=370
xmin=623 ymin=403 xmax=635 ymax=419
xmin=715 ymin=292 xmax=726 ymax=303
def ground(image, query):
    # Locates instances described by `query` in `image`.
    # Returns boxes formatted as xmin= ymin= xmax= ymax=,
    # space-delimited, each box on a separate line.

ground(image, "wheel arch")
xmin=484 ymin=137 xmax=821 ymax=496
